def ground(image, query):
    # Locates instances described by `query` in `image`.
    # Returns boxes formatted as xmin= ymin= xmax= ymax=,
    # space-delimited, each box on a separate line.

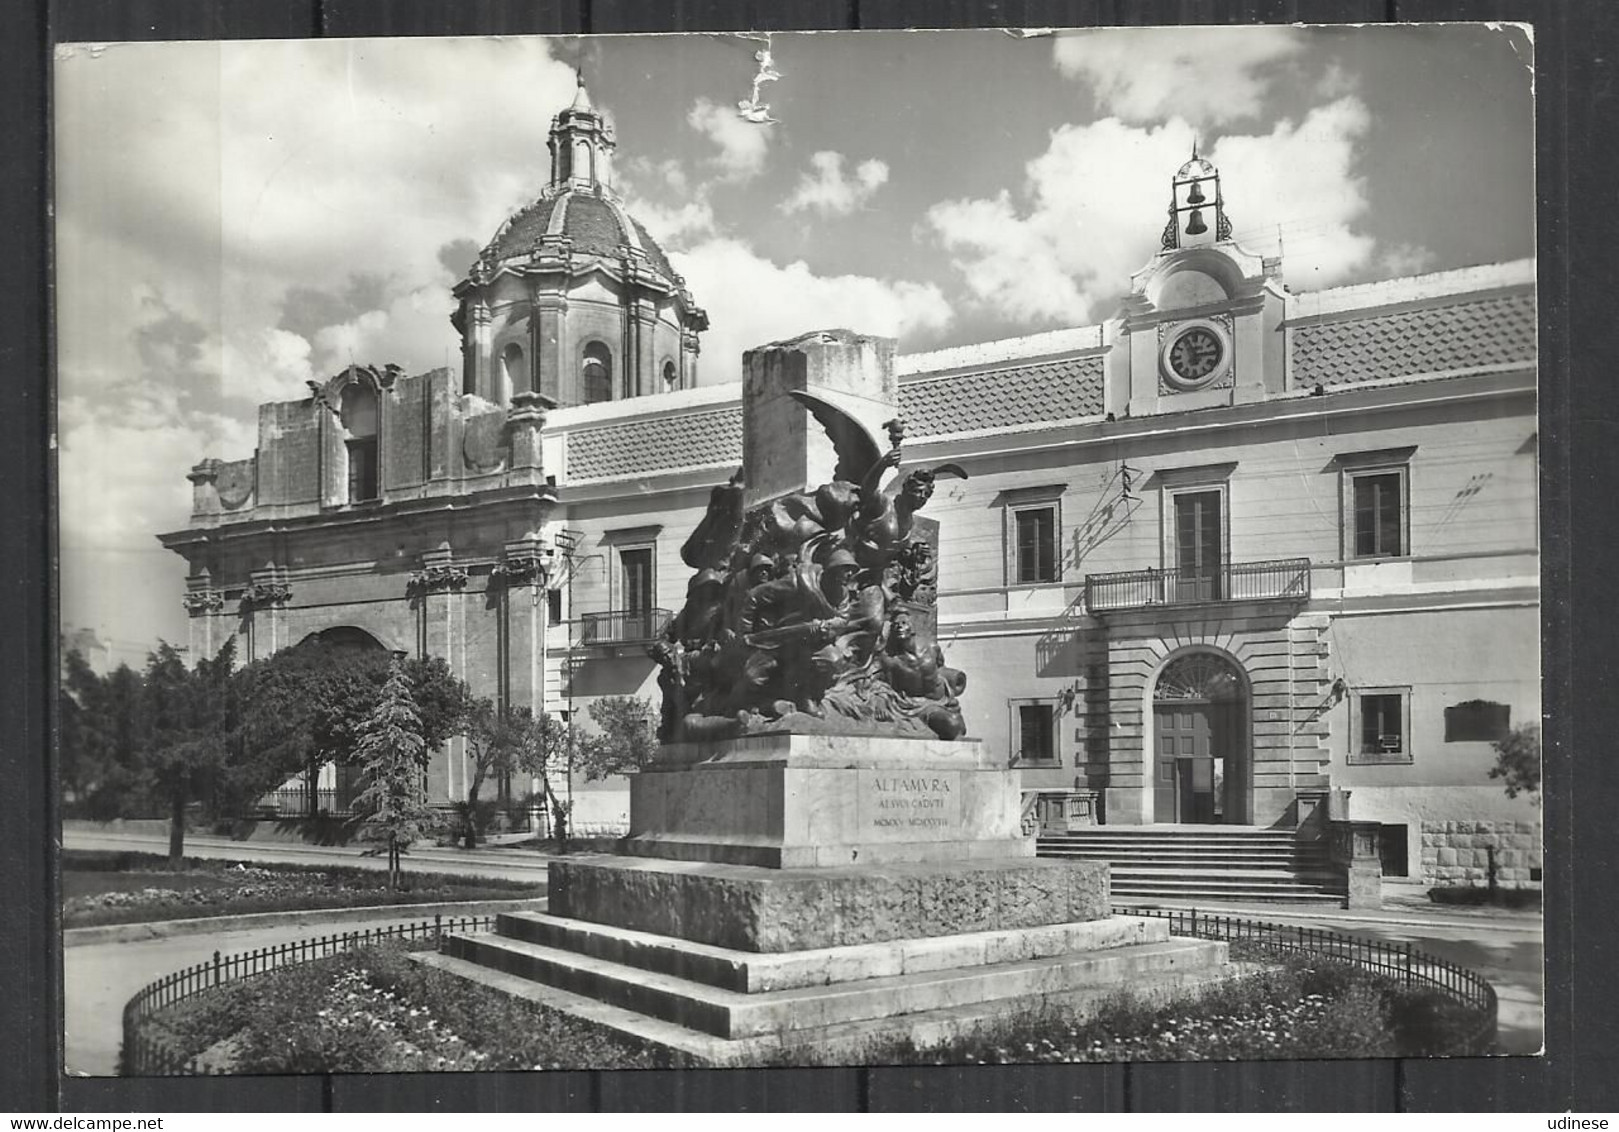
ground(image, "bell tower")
xmin=1160 ymin=141 xmax=1232 ymax=251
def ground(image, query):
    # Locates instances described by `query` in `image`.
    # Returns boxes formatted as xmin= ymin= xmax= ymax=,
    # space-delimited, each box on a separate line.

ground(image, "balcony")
xmin=1085 ymin=558 xmax=1311 ymax=614
xmin=578 ymin=608 xmax=672 ymax=647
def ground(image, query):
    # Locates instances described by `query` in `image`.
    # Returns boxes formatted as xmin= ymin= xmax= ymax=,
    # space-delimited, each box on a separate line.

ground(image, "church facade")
xmin=160 ymin=96 xmax=1539 ymax=889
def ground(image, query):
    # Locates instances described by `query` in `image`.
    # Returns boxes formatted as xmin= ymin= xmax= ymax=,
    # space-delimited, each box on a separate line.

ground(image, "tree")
xmin=234 ymin=642 xmax=469 ymax=816
xmin=1489 ymin=721 xmax=1541 ymax=803
xmin=59 ymin=651 xmax=143 ymax=820
xmin=139 ymin=640 xmax=257 ymax=865
xmin=494 ymin=710 xmax=585 ymax=850
xmin=457 ymin=698 xmax=530 ymax=848
xmin=579 ymin=696 xmax=658 ymax=782
xmin=350 ymin=658 xmax=434 ymax=889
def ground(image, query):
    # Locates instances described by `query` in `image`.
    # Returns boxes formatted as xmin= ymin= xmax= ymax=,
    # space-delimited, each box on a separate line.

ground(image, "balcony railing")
xmin=1085 ymin=558 xmax=1311 ymax=613
xmin=578 ymin=608 xmax=672 ymax=646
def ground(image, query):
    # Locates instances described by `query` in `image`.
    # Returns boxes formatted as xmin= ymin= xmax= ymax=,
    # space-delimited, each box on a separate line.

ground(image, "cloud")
xmin=305 ymin=285 xmax=460 ymax=378
xmin=926 ymin=98 xmax=1378 ymax=327
xmin=1376 ymin=242 xmax=1439 ymax=278
xmin=687 ymin=97 xmax=772 ymax=183
xmin=624 ymin=193 xmax=718 ymax=249
xmin=1052 ymin=26 xmax=1306 ymax=128
xmin=436 ymin=238 xmax=482 ymax=280
xmin=58 ymin=393 xmax=257 ymax=554
xmin=668 ymin=237 xmax=953 ymax=383
xmin=781 ymin=151 xmax=890 ymax=217
xmin=278 ymin=273 xmax=395 ymax=342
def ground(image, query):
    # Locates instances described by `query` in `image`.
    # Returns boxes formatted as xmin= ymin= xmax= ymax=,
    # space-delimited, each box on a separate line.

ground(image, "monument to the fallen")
xmin=426 ymin=330 xmax=1230 ymax=1063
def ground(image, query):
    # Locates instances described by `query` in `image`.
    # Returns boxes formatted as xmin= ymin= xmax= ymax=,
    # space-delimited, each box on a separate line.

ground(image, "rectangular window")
xmin=1015 ymin=508 xmax=1057 ymax=584
xmin=621 ymin=548 xmax=653 ymax=611
xmin=346 ymin=437 xmax=378 ymax=502
xmin=1014 ymin=703 xmax=1057 ymax=765
xmin=1351 ymin=470 xmax=1405 ymax=558
xmin=620 ymin=547 xmax=655 ymax=639
xmin=547 ymin=588 xmax=564 ymax=624
xmin=1173 ymin=489 xmax=1224 ymax=601
xmin=1350 ymin=688 xmax=1412 ymax=765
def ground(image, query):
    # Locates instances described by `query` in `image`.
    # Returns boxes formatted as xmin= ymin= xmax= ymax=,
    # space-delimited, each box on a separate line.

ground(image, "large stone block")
xmin=549 ymin=855 xmax=1110 ymax=953
xmin=625 ymin=732 xmax=1030 ymax=868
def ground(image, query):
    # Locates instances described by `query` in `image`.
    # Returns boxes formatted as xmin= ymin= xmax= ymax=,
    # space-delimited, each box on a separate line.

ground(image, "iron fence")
xmin=262 ymin=786 xmax=356 ymax=817
xmin=1086 ymin=557 xmax=1311 ymax=612
xmin=119 ymin=913 xmax=496 ymax=1076
xmin=1116 ymin=904 xmax=1500 ymax=1054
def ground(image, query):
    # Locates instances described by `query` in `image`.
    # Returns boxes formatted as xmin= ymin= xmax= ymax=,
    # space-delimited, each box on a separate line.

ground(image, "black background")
xmin=3 ymin=0 xmax=1609 ymax=1113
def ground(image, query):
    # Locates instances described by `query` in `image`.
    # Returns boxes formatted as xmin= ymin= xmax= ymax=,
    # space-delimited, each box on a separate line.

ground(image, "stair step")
xmin=412 ymin=949 xmax=1237 ymax=1067
xmin=1036 ymin=855 xmax=1327 ymax=861
xmin=493 ymin=910 xmax=1168 ymax=993
xmin=446 ymin=928 xmax=1227 ymax=1040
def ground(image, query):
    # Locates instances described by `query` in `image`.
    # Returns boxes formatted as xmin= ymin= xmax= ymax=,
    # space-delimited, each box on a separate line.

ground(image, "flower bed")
xmin=139 ymin=943 xmax=675 ymax=1073
xmin=137 ymin=941 xmax=1484 ymax=1071
xmin=879 ymin=948 xmax=1486 ymax=1065
xmin=64 ymin=851 xmax=541 ymax=928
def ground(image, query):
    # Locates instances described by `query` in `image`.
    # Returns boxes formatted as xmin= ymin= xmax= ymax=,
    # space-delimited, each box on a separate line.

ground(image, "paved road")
xmin=64 ymin=911 xmax=498 ymax=1077
xmin=65 ymin=830 xmax=555 ymax=885
xmin=63 ymin=831 xmax=1543 ymax=1062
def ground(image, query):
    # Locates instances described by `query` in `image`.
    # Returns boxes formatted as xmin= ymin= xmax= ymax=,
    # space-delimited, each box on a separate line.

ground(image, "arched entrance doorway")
xmin=287 ymin=627 xmax=390 ymax=815
xmin=1151 ymin=650 xmax=1251 ymax=824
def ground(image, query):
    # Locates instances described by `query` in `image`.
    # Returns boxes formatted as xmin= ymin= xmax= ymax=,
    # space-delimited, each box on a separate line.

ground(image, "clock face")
xmin=1168 ymin=327 xmax=1224 ymax=382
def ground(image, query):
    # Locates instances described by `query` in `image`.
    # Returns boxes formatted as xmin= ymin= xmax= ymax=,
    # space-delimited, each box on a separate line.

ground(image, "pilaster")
xmin=186 ymin=459 xmax=220 ymax=519
xmin=471 ymin=300 xmax=493 ymax=402
xmin=495 ymin=537 xmax=555 ymax=716
xmin=240 ymin=570 xmax=292 ymax=662
xmin=182 ymin=571 xmax=226 ymax=661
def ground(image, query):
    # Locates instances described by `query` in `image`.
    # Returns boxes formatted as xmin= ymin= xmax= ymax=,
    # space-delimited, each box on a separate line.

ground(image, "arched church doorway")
xmin=1151 ymin=649 xmax=1251 ymax=824
xmin=286 ymin=626 xmax=389 ymax=816
xmin=300 ymin=625 xmax=387 ymax=653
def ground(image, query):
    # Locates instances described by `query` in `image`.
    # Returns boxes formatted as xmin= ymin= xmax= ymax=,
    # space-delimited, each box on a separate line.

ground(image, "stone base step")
xmin=445 ymin=919 xmax=1227 ymax=1039
xmin=1040 ymin=847 xmax=1327 ymax=861
xmin=1109 ymin=881 xmax=1345 ymax=904
xmin=493 ymin=909 xmax=1169 ymax=993
xmin=411 ymin=949 xmax=1235 ymax=1067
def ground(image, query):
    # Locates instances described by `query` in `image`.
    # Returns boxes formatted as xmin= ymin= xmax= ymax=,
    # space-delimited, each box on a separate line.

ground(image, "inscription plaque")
xmin=857 ymin=769 xmax=962 ymax=840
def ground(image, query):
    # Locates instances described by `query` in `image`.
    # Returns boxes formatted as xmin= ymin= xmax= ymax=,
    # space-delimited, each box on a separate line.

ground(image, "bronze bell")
xmin=1185 ymin=208 xmax=1208 ymax=235
xmin=1186 ymin=181 xmax=1207 ymax=205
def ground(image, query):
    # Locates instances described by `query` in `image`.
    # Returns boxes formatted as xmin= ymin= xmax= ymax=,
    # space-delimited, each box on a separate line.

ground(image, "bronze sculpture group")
xmin=650 ymin=392 xmax=970 ymax=743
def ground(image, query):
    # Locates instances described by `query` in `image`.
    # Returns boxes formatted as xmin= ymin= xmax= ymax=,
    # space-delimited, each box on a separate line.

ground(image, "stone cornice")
xmin=493 ymin=553 xmax=552 ymax=587
xmin=407 ymin=564 xmax=469 ymax=596
xmin=241 ymin=582 xmax=292 ymax=610
xmin=181 ymin=589 xmax=225 ymax=615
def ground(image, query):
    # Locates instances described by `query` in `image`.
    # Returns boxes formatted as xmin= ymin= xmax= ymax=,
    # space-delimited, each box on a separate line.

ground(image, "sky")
xmin=53 ymin=25 xmax=1536 ymax=665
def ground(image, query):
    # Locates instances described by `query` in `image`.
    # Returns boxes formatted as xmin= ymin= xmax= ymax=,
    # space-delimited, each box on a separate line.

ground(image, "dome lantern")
xmin=548 ymin=69 xmax=616 ymax=191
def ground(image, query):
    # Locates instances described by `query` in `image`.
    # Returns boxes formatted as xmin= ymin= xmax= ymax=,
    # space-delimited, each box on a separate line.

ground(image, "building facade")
xmin=161 ymin=108 xmax=1539 ymax=885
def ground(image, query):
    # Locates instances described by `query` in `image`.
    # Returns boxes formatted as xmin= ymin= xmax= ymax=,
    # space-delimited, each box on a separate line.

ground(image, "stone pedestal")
xmin=550 ymin=854 xmax=1107 ymax=952
xmin=623 ymin=732 xmax=1029 ymax=868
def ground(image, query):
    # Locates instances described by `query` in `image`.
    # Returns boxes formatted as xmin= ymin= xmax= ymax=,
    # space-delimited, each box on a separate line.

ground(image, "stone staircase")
xmin=1037 ymin=827 xmax=1345 ymax=905
xmin=415 ymin=907 xmax=1232 ymax=1065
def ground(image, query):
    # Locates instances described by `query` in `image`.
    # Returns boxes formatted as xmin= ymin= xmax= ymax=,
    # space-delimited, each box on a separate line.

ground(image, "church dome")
xmin=480 ymin=187 xmax=680 ymax=284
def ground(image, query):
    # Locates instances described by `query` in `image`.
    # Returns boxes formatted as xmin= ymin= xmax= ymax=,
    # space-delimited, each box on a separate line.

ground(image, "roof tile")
xmin=566 ymin=407 xmax=743 ymax=482
xmin=900 ymin=355 xmax=1106 ymax=438
xmin=1291 ymin=292 xmax=1536 ymax=388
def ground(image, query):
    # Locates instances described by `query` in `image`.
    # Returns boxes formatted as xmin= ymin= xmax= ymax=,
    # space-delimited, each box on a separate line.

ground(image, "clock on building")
xmin=1160 ymin=320 xmax=1233 ymax=391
